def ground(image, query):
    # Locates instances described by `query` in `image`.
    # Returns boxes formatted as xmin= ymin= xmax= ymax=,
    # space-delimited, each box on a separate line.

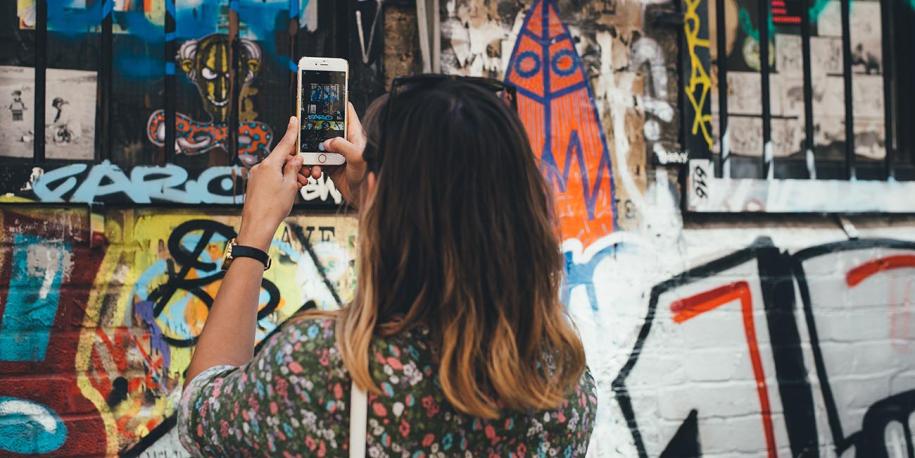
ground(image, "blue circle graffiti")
xmin=0 ymin=397 xmax=67 ymax=454
xmin=515 ymin=51 xmax=542 ymax=78
xmin=551 ymin=49 xmax=578 ymax=77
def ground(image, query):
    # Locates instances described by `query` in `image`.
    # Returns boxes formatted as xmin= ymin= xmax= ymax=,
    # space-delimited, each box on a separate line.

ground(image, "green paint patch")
xmin=809 ymin=0 xmax=831 ymax=23
xmin=737 ymin=7 xmax=775 ymax=43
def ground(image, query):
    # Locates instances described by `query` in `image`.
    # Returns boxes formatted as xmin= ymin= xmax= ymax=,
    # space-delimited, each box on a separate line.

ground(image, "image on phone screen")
xmin=300 ymin=70 xmax=346 ymax=153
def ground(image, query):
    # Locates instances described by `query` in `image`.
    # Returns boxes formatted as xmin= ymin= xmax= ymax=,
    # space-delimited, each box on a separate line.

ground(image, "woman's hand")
xmin=297 ymin=102 xmax=367 ymax=204
xmin=237 ymin=116 xmax=304 ymax=251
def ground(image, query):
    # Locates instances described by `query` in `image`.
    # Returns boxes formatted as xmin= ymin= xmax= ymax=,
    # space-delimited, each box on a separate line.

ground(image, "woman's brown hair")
xmin=335 ymin=80 xmax=586 ymax=419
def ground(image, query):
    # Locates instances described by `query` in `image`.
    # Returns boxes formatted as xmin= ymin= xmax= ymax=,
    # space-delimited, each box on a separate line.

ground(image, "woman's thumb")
xmin=323 ymin=137 xmax=359 ymax=162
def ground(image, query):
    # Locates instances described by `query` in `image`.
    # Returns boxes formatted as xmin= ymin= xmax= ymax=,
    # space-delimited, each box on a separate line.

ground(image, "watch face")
xmin=221 ymin=238 xmax=235 ymax=269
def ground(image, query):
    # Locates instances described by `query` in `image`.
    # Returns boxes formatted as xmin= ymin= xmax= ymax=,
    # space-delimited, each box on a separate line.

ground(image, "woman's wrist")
xmin=235 ymin=224 xmax=274 ymax=252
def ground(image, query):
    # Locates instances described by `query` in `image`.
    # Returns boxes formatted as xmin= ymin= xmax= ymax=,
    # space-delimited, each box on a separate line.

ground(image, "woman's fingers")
xmin=324 ymin=137 xmax=362 ymax=164
xmin=264 ymin=116 xmax=299 ymax=166
xmin=283 ymin=154 xmax=304 ymax=183
xmin=346 ymin=102 xmax=365 ymax=148
xmin=295 ymin=165 xmax=325 ymax=187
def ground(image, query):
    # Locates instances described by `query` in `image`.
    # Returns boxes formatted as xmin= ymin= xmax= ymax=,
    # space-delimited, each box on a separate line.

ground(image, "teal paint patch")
xmin=0 ymin=397 xmax=67 ymax=454
xmin=808 ymin=0 xmax=831 ymax=23
xmin=738 ymin=6 xmax=775 ymax=43
xmin=0 ymin=234 xmax=69 ymax=362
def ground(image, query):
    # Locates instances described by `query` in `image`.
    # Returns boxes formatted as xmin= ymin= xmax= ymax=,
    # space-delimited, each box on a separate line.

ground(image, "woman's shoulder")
xmin=259 ymin=314 xmax=345 ymax=375
xmin=281 ymin=313 xmax=338 ymax=340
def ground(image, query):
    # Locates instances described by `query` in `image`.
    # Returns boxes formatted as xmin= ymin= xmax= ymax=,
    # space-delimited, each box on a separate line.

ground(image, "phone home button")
xmin=318 ymin=153 xmax=327 ymax=164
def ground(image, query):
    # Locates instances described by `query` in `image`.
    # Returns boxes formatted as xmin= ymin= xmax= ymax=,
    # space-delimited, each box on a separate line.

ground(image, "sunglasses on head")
xmin=363 ymin=74 xmax=519 ymax=173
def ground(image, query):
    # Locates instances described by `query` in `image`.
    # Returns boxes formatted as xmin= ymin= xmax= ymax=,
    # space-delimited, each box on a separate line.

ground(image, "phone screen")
xmin=300 ymin=69 xmax=346 ymax=153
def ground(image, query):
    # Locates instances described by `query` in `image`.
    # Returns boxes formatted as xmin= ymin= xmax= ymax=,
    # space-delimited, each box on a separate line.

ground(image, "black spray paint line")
xmin=289 ymin=223 xmax=343 ymax=308
xmin=792 ymin=238 xmax=915 ymax=456
xmin=149 ymin=219 xmax=280 ymax=347
xmin=612 ymin=241 xmax=765 ymax=458
xmin=757 ymin=247 xmax=818 ymax=457
xmin=120 ymin=415 xmax=176 ymax=458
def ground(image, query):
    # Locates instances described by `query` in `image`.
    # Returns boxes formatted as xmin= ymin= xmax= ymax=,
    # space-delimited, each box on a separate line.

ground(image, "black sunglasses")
xmin=363 ymin=74 xmax=518 ymax=173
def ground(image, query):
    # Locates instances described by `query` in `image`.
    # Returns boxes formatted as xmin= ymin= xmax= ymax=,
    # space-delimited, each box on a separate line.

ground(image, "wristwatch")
xmin=221 ymin=238 xmax=272 ymax=271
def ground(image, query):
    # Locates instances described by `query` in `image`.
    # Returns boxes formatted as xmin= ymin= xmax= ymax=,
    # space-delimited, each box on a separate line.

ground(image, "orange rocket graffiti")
xmin=505 ymin=0 xmax=616 ymax=249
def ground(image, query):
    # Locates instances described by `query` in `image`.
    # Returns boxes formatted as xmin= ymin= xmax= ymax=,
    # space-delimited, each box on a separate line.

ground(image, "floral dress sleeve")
xmin=177 ymin=317 xmax=350 ymax=457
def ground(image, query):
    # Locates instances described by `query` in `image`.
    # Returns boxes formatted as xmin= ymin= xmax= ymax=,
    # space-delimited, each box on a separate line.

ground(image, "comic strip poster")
xmin=852 ymin=74 xmax=885 ymax=159
xmin=0 ymin=66 xmax=35 ymax=158
xmin=850 ymin=1 xmax=882 ymax=75
xmin=726 ymin=72 xmax=762 ymax=115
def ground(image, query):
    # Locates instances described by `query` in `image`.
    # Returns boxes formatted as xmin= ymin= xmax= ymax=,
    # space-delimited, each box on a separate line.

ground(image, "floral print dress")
xmin=178 ymin=316 xmax=597 ymax=456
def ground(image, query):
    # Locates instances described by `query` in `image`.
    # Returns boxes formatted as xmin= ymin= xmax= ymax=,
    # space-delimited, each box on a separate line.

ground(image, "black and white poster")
xmin=0 ymin=66 xmax=96 ymax=160
xmin=0 ymin=66 xmax=35 ymax=158
xmin=45 ymin=68 xmax=96 ymax=160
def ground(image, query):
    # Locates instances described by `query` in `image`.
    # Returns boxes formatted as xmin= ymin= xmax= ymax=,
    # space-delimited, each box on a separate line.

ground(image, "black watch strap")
xmin=231 ymin=243 xmax=272 ymax=270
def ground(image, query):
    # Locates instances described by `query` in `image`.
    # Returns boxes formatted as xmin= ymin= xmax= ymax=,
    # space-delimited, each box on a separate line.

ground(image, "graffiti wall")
xmin=0 ymin=206 xmax=357 ymax=455
xmin=2 ymin=0 xmax=914 ymax=456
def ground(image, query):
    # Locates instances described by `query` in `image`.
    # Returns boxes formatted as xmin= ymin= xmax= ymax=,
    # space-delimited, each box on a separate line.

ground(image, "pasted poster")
xmin=0 ymin=66 xmax=96 ymax=160
xmin=45 ymin=68 xmax=97 ymax=160
xmin=850 ymin=1 xmax=881 ymax=74
xmin=852 ymin=74 xmax=885 ymax=159
xmin=850 ymin=0 xmax=884 ymax=159
xmin=0 ymin=66 xmax=35 ymax=158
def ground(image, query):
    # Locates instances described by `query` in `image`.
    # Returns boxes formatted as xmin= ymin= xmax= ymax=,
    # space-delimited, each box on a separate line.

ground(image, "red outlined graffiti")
xmin=670 ymin=281 xmax=777 ymax=458
xmin=846 ymin=254 xmax=915 ymax=287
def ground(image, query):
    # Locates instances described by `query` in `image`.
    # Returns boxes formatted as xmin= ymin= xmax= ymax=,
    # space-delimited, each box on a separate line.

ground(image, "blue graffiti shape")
xmin=562 ymin=243 xmax=620 ymax=311
xmin=134 ymin=300 xmax=172 ymax=370
xmin=0 ymin=234 xmax=70 ymax=362
xmin=175 ymin=0 xmax=223 ymax=40
xmin=0 ymin=397 xmax=67 ymax=454
xmin=46 ymin=0 xmax=107 ymax=35
xmin=112 ymin=9 xmax=167 ymax=79
xmin=235 ymin=0 xmax=298 ymax=72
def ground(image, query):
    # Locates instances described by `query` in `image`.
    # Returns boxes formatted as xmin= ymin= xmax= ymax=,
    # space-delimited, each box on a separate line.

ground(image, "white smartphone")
xmin=297 ymin=57 xmax=348 ymax=165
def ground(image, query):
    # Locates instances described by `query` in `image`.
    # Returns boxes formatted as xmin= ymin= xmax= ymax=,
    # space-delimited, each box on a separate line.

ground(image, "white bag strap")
xmin=349 ymin=381 xmax=368 ymax=457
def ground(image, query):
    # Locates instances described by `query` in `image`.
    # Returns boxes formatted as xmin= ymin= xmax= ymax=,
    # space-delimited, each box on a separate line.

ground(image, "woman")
xmin=178 ymin=78 xmax=597 ymax=456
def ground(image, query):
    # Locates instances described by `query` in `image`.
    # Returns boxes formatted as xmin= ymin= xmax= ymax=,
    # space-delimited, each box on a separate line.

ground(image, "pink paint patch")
xmin=289 ymin=361 xmax=304 ymax=374
xmin=372 ymin=401 xmax=387 ymax=417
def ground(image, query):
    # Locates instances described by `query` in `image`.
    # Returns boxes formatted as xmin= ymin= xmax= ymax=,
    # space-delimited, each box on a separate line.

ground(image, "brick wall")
xmin=572 ymin=214 xmax=915 ymax=457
